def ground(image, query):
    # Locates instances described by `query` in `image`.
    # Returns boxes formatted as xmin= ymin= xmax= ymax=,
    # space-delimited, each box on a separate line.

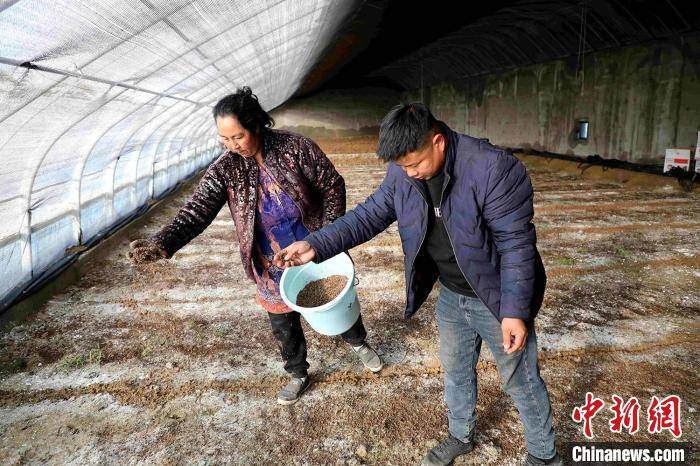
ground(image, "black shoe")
xmin=276 ymin=376 xmax=311 ymax=405
xmin=524 ymin=452 xmax=563 ymax=465
xmin=422 ymin=434 xmax=474 ymax=466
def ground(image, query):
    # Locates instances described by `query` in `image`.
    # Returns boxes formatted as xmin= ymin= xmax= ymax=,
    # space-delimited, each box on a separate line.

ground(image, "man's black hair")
xmin=213 ymin=86 xmax=274 ymax=133
xmin=377 ymin=102 xmax=438 ymax=162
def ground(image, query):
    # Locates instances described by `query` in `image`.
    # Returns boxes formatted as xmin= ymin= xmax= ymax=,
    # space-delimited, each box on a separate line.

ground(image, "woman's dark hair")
xmin=377 ymin=102 xmax=438 ymax=162
xmin=212 ymin=87 xmax=274 ymax=133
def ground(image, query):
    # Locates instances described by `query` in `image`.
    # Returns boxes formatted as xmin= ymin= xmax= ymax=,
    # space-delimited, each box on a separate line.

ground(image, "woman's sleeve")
xmin=150 ymin=163 xmax=228 ymax=257
xmin=298 ymin=138 xmax=346 ymax=224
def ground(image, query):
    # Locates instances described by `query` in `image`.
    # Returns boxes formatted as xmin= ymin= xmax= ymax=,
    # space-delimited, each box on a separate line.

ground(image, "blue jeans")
xmin=436 ymin=284 xmax=556 ymax=459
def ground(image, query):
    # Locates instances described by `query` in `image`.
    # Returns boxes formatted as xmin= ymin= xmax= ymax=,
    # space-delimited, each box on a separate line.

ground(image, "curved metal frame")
xmin=374 ymin=0 xmax=694 ymax=89
xmin=68 ymin=3 xmax=324 ymax=241
xmin=6 ymin=0 xmax=337 ymax=285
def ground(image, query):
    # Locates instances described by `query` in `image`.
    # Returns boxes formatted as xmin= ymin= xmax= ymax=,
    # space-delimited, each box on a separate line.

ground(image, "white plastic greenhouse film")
xmin=0 ymin=0 xmax=361 ymax=309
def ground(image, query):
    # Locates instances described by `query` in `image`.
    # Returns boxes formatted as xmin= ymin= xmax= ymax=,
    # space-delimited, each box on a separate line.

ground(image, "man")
xmin=274 ymin=103 xmax=560 ymax=465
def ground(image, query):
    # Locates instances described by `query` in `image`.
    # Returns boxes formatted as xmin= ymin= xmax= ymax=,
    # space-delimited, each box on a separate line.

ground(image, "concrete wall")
xmin=404 ymin=36 xmax=700 ymax=164
xmin=272 ymin=87 xmax=399 ymax=139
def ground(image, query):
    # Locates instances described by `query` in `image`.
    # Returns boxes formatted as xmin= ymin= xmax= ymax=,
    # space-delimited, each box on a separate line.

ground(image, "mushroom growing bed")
xmin=1 ymin=137 xmax=698 ymax=465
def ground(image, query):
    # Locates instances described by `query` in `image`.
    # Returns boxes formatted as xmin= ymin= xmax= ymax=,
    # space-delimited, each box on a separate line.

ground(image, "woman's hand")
xmin=273 ymin=241 xmax=316 ymax=268
xmin=128 ymin=239 xmax=167 ymax=264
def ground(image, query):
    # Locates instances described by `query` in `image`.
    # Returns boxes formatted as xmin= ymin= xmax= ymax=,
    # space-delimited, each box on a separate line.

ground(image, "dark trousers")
xmin=267 ymin=311 xmax=367 ymax=378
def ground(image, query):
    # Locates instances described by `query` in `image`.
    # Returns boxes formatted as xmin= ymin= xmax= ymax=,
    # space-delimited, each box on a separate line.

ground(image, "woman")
xmin=129 ymin=87 xmax=383 ymax=405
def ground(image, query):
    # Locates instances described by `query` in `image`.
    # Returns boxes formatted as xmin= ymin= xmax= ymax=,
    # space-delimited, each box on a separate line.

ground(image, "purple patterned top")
xmin=150 ymin=129 xmax=346 ymax=285
xmin=252 ymin=164 xmax=309 ymax=313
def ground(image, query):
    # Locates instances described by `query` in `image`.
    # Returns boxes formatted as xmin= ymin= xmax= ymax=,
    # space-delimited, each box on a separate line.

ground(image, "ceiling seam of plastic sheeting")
xmin=0 ymin=0 xmax=364 ymax=310
xmin=0 ymin=59 xmax=207 ymax=116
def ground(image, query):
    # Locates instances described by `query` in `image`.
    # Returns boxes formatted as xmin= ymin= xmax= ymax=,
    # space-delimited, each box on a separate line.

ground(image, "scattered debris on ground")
xmin=1 ymin=137 xmax=698 ymax=464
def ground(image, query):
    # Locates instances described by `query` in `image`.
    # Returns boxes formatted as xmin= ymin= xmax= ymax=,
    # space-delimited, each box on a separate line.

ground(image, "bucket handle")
xmin=353 ymin=276 xmax=360 ymax=286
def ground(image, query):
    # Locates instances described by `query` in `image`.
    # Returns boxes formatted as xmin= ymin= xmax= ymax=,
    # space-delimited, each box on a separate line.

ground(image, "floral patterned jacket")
xmin=151 ymin=128 xmax=346 ymax=281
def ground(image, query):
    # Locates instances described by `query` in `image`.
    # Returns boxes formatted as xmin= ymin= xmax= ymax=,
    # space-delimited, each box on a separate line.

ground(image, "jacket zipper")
xmin=405 ymin=178 xmax=428 ymax=306
xmin=438 ymin=172 xmax=489 ymax=308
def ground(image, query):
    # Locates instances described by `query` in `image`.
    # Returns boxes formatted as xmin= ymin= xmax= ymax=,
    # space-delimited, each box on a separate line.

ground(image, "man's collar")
xmin=436 ymin=121 xmax=456 ymax=176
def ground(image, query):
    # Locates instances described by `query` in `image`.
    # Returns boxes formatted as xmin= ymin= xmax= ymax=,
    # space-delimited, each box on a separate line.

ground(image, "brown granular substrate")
xmin=296 ymin=275 xmax=348 ymax=307
xmin=128 ymin=247 xmax=163 ymax=264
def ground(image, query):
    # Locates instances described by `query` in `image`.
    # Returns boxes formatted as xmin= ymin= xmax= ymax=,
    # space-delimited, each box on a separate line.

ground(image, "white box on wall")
xmin=664 ymin=148 xmax=691 ymax=173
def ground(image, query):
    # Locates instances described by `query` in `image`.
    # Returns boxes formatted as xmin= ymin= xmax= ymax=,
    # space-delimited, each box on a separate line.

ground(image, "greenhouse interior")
xmin=1 ymin=0 xmax=698 ymax=464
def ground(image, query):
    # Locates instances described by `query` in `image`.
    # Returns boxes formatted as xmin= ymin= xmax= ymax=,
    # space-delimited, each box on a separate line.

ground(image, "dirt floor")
xmin=1 ymin=137 xmax=698 ymax=465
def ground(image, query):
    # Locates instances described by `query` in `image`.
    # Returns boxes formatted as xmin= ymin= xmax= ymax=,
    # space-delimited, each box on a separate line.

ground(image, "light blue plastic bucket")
xmin=280 ymin=252 xmax=360 ymax=336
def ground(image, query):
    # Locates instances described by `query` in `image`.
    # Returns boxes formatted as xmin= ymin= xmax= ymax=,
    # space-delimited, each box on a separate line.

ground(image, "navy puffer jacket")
xmin=306 ymin=123 xmax=546 ymax=322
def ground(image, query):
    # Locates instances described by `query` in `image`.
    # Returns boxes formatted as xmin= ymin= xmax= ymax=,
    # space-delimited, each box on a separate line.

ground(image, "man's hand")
xmin=273 ymin=241 xmax=316 ymax=268
xmin=501 ymin=318 xmax=528 ymax=354
xmin=128 ymin=239 xmax=167 ymax=264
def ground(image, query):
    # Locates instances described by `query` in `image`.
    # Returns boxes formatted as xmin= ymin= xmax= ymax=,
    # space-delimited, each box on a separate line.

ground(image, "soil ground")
xmin=1 ymin=137 xmax=698 ymax=465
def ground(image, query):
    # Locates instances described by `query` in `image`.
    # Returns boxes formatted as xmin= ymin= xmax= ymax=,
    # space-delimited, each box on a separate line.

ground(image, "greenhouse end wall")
xmin=404 ymin=37 xmax=700 ymax=164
